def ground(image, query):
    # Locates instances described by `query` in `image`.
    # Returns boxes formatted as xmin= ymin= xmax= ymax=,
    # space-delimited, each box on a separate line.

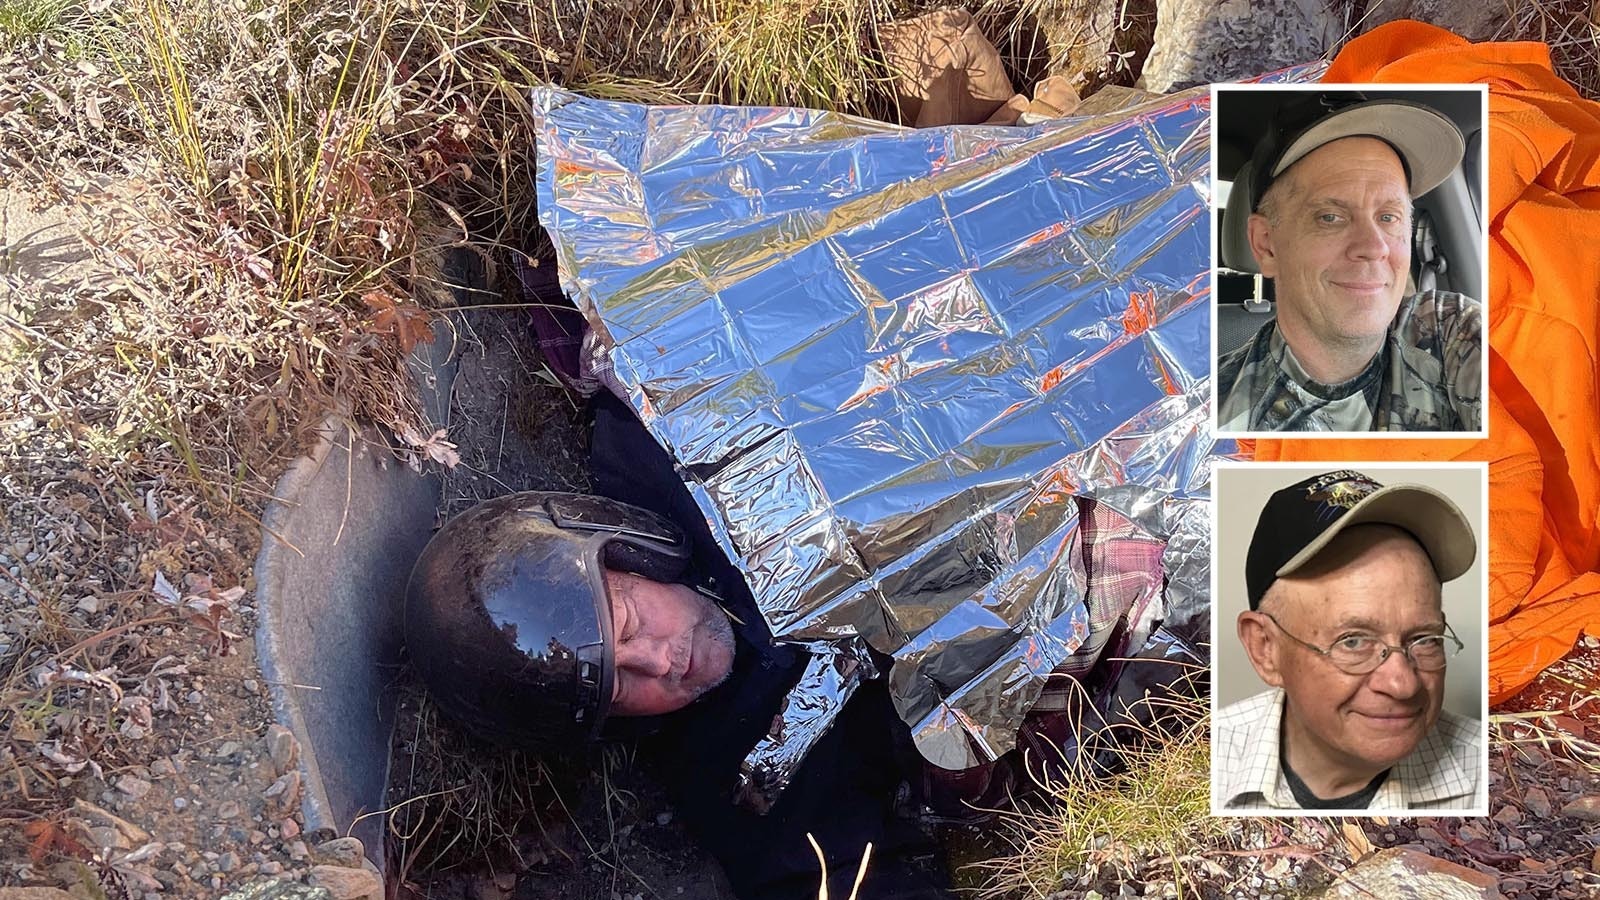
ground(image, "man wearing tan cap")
xmin=1216 ymin=96 xmax=1483 ymax=432
xmin=1213 ymin=470 xmax=1484 ymax=811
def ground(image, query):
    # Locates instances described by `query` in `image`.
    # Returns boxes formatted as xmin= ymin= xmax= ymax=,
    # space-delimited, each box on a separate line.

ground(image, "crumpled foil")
xmin=735 ymin=636 xmax=876 ymax=813
xmin=531 ymin=70 xmax=1312 ymax=797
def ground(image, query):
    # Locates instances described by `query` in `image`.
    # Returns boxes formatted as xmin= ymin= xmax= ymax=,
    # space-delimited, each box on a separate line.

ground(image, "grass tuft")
xmin=973 ymin=669 xmax=1224 ymax=898
xmin=669 ymin=0 xmax=897 ymax=115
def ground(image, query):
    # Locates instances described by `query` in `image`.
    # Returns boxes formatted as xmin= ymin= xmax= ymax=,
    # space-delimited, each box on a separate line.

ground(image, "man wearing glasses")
xmin=1213 ymin=469 xmax=1484 ymax=811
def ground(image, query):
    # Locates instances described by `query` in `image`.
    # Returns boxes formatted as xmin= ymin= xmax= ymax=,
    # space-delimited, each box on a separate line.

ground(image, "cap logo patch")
xmin=1303 ymin=470 xmax=1382 ymax=519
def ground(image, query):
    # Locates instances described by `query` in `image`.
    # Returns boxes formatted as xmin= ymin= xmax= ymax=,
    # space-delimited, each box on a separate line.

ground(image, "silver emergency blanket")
xmin=530 ymin=74 xmax=1297 ymax=780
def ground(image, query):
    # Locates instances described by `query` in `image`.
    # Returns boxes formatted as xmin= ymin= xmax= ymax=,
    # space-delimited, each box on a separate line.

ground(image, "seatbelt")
xmin=1413 ymin=208 xmax=1447 ymax=294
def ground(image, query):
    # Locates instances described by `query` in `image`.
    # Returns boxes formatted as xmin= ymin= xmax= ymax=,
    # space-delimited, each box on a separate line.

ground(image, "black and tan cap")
xmin=1249 ymin=94 xmax=1465 ymax=212
xmin=1246 ymin=470 xmax=1476 ymax=609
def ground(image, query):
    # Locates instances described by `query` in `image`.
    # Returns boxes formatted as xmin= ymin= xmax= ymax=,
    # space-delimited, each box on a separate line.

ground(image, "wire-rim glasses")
xmin=1258 ymin=611 xmax=1463 ymax=674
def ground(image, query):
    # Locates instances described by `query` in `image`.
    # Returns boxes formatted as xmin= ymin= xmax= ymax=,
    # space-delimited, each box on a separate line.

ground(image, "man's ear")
xmin=1237 ymin=610 xmax=1284 ymax=687
xmin=1247 ymin=213 xmax=1277 ymax=278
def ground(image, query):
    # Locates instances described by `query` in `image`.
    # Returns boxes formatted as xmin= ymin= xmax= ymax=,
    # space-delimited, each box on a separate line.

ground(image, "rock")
xmin=313 ymin=836 xmax=365 ymax=868
xmin=288 ymin=840 xmax=308 ymax=861
xmin=1561 ymin=796 xmax=1600 ymax=821
xmin=260 ymin=862 xmax=283 ymax=876
xmin=1493 ymin=805 xmax=1522 ymax=826
xmin=218 ymin=852 xmax=241 ymax=873
xmin=280 ymin=818 xmax=300 ymax=840
xmin=264 ymin=725 xmax=298 ymax=777
xmin=216 ymin=741 xmax=241 ymax=758
xmin=150 ymin=758 xmax=176 ymax=777
xmin=116 ymin=775 xmax=153 ymax=800
xmin=1525 ymin=787 xmax=1552 ymax=818
xmin=218 ymin=800 xmax=243 ymax=819
xmin=1317 ymin=848 xmax=1503 ymax=898
xmin=265 ymin=771 xmax=301 ymax=814
xmin=218 ymin=880 xmax=333 ymax=900
xmin=1359 ymin=0 xmax=1505 ymax=41
xmin=73 ymin=799 xmax=151 ymax=847
xmin=1139 ymin=0 xmax=1339 ymax=92
xmin=307 ymin=865 xmax=382 ymax=900
xmin=0 ymin=890 xmax=78 ymax=900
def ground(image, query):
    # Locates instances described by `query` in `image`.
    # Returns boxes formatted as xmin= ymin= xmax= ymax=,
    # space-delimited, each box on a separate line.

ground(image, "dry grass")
xmin=383 ymin=686 xmax=568 ymax=879
xmin=972 ymin=669 xmax=1227 ymax=898
xmin=669 ymin=0 xmax=898 ymax=115
xmin=1495 ymin=0 xmax=1600 ymax=99
xmin=0 ymin=0 xmax=687 ymax=851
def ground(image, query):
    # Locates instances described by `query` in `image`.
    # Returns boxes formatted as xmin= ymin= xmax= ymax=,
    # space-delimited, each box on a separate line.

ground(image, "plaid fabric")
xmin=1213 ymin=688 xmax=1485 ymax=812
xmin=920 ymin=498 xmax=1169 ymax=821
xmin=1216 ymin=290 xmax=1483 ymax=432
xmin=516 ymin=254 xmax=626 ymax=398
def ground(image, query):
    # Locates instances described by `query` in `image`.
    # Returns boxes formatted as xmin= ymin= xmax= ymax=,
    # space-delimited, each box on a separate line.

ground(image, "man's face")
xmin=1247 ymin=525 xmax=1447 ymax=778
xmin=604 ymin=568 xmax=736 ymax=717
xmin=1249 ymin=137 xmax=1413 ymax=362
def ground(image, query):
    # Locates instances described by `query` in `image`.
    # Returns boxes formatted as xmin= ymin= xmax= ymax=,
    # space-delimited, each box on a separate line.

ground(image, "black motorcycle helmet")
xmin=404 ymin=491 xmax=693 ymax=751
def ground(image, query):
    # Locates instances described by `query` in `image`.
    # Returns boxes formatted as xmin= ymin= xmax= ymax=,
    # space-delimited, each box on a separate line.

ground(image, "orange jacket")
xmin=1246 ymin=21 xmax=1600 ymax=702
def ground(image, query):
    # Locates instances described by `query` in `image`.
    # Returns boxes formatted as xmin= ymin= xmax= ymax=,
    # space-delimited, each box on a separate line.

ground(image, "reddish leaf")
xmin=362 ymin=291 xmax=435 ymax=353
xmin=22 ymin=820 xmax=92 ymax=865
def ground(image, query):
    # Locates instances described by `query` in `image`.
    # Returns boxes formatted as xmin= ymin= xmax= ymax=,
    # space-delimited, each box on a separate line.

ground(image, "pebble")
xmin=280 ymin=818 xmax=300 ymax=840
xmin=655 ymin=812 xmax=673 ymax=826
xmin=216 ymin=741 xmax=241 ymax=758
xmin=265 ymin=717 xmax=297 ymax=775
xmin=174 ymin=797 xmax=188 ymax=810
xmin=116 ymin=775 xmax=153 ymax=800
xmin=151 ymin=758 xmax=177 ymax=777
xmin=260 ymin=861 xmax=283 ymax=876
xmin=288 ymin=841 xmax=308 ymax=861
xmin=218 ymin=800 xmax=242 ymax=819
xmin=243 ymin=679 xmax=259 ymax=693
xmin=1561 ymin=796 xmax=1600 ymax=821
xmin=308 ymin=864 xmax=383 ymax=900
xmin=314 ymin=836 xmax=365 ymax=867
xmin=1494 ymin=805 xmax=1522 ymax=826
xmin=1526 ymin=787 xmax=1553 ymax=818
xmin=218 ymin=852 xmax=240 ymax=873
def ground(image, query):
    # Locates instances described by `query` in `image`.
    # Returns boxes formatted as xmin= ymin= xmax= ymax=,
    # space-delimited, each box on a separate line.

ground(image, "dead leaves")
xmin=363 ymin=290 xmax=436 ymax=353
xmin=23 ymin=819 xmax=93 ymax=866
xmin=397 ymin=423 xmax=460 ymax=471
xmin=150 ymin=570 xmax=244 ymax=656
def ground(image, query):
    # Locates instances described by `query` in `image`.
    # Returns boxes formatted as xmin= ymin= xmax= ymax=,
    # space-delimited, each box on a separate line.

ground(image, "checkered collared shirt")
xmin=1212 ymin=689 xmax=1484 ymax=813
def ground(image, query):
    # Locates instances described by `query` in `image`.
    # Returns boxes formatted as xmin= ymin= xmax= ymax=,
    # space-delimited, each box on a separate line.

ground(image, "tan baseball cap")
xmin=1250 ymin=97 xmax=1465 ymax=210
xmin=1246 ymin=470 xmax=1477 ymax=609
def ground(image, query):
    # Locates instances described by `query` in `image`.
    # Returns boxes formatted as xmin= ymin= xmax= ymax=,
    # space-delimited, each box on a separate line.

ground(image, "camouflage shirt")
xmin=1216 ymin=290 xmax=1483 ymax=433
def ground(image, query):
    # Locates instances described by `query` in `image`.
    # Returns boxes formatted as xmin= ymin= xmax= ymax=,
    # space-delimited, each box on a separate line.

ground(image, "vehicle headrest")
xmin=1220 ymin=160 xmax=1260 ymax=275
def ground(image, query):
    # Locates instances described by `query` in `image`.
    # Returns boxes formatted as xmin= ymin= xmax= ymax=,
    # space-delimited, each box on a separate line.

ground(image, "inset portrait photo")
xmin=1210 ymin=462 xmax=1489 ymax=816
xmin=1210 ymin=84 xmax=1489 ymax=437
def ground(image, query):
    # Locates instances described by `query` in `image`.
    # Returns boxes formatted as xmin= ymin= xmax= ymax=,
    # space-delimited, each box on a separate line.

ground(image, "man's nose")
xmin=1365 ymin=645 xmax=1423 ymax=697
xmin=614 ymin=638 xmax=674 ymax=678
xmin=1346 ymin=218 xmax=1392 ymax=260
